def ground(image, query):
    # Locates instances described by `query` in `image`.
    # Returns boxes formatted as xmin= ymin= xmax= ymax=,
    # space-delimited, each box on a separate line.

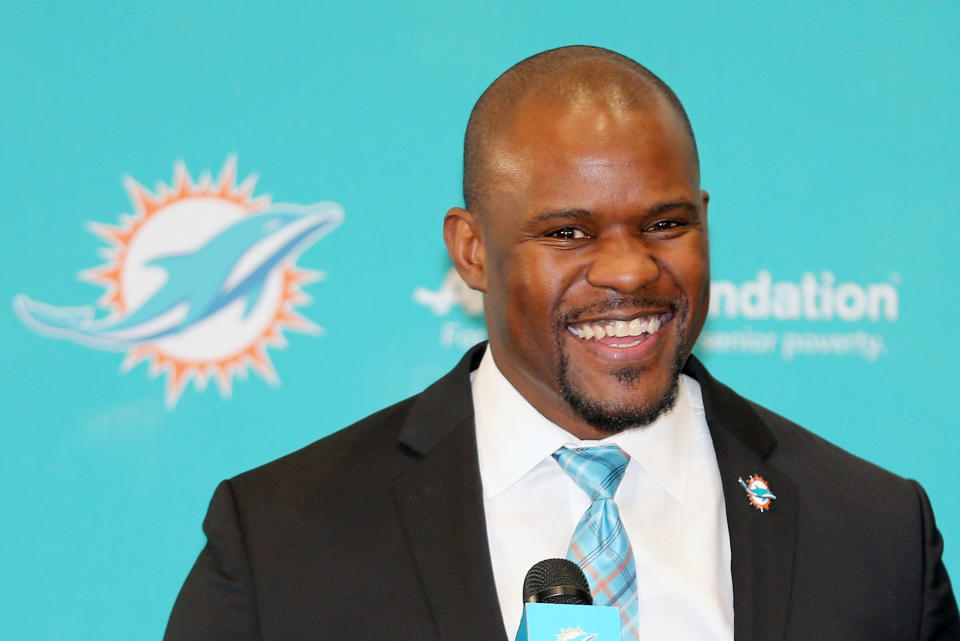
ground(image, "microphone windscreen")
xmin=522 ymin=558 xmax=593 ymax=606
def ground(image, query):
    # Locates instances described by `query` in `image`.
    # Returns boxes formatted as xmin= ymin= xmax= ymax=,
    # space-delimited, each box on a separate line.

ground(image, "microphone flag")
xmin=514 ymin=602 xmax=621 ymax=641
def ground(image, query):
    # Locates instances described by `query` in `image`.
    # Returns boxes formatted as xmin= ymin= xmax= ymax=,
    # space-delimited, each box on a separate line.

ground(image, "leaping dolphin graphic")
xmin=738 ymin=476 xmax=776 ymax=501
xmin=14 ymin=202 xmax=343 ymax=350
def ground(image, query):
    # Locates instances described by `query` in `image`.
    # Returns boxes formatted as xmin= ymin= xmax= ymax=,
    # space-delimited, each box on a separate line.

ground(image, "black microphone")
xmin=515 ymin=558 xmax=619 ymax=640
xmin=522 ymin=558 xmax=593 ymax=606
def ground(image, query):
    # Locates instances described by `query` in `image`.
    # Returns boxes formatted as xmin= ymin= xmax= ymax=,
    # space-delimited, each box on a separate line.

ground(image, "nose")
xmin=585 ymin=234 xmax=660 ymax=294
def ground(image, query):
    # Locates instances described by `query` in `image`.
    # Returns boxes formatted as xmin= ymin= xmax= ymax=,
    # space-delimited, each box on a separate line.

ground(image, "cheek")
xmin=663 ymin=239 xmax=710 ymax=319
xmin=660 ymin=232 xmax=707 ymax=275
xmin=498 ymin=253 xmax=574 ymax=339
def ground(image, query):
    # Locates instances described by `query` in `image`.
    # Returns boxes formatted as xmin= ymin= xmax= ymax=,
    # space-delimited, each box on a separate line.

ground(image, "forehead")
xmin=484 ymin=95 xmax=699 ymax=213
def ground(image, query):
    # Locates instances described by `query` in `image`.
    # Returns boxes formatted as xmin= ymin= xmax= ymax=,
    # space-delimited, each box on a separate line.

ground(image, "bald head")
xmin=463 ymin=45 xmax=698 ymax=213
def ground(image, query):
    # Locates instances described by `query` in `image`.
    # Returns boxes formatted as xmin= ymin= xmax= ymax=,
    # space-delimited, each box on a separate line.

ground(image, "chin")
xmin=556 ymin=340 xmax=686 ymax=434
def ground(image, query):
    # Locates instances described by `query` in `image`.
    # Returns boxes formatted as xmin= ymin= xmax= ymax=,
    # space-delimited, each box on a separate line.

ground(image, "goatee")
xmin=555 ymin=296 xmax=688 ymax=434
xmin=557 ymin=351 xmax=683 ymax=434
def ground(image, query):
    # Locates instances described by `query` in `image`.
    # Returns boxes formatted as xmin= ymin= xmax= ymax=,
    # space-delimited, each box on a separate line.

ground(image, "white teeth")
xmin=569 ymin=314 xmax=665 ymax=342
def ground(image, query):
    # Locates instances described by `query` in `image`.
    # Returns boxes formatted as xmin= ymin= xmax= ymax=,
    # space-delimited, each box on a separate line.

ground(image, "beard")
xmin=555 ymin=297 xmax=688 ymax=434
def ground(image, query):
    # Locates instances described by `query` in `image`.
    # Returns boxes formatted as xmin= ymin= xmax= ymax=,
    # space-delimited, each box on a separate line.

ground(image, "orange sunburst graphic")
xmin=83 ymin=157 xmax=268 ymax=315
xmin=15 ymin=156 xmax=343 ymax=407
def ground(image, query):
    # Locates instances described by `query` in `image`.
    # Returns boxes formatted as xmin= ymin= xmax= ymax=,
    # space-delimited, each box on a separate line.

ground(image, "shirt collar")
xmin=472 ymin=346 xmax=695 ymax=502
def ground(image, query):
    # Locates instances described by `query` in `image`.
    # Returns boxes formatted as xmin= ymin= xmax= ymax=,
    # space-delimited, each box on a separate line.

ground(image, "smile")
xmin=566 ymin=312 xmax=671 ymax=347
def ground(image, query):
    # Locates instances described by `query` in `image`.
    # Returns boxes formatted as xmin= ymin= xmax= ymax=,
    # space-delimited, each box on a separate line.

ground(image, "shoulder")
xmin=747 ymin=399 xmax=914 ymax=499
xmin=221 ymin=344 xmax=484 ymax=509
xmin=686 ymin=355 xmax=923 ymax=535
xmin=227 ymin=394 xmax=420 ymax=508
xmin=686 ymin=356 xmax=914 ymax=499
xmin=724 ymin=384 xmax=960 ymax=630
xmin=737 ymin=393 xmax=926 ymax=550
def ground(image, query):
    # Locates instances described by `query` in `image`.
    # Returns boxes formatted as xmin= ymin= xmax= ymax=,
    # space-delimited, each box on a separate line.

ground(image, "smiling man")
xmin=165 ymin=46 xmax=958 ymax=641
xmin=446 ymin=51 xmax=709 ymax=441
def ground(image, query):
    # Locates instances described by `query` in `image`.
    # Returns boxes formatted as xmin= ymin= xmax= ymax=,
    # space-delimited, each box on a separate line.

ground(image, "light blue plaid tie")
xmin=553 ymin=446 xmax=639 ymax=641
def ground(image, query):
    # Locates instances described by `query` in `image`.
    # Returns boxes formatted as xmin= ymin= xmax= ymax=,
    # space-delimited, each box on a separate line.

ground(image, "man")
xmin=164 ymin=46 xmax=959 ymax=640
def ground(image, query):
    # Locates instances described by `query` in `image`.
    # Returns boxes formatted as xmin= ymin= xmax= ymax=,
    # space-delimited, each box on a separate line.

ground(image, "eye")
xmin=644 ymin=219 xmax=685 ymax=233
xmin=547 ymin=227 xmax=589 ymax=240
xmin=642 ymin=216 xmax=697 ymax=240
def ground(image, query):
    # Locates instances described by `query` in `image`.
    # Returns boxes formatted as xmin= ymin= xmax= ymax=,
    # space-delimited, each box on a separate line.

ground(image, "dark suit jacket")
xmin=164 ymin=344 xmax=959 ymax=640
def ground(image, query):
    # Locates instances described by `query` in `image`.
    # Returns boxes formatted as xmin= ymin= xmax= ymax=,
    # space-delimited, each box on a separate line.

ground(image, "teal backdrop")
xmin=2 ymin=2 xmax=957 ymax=639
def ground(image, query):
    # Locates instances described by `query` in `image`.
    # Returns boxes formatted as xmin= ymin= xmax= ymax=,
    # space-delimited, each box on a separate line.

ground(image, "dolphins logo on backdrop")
xmin=413 ymin=267 xmax=488 ymax=350
xmin=413 ymin=267 xmax=484 ymax=317
xmin=14 ymin=157 xmax=343 ymax=407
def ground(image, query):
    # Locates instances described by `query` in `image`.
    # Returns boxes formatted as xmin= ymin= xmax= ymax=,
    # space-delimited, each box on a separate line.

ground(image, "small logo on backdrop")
xmin=413 ymin=267 xmax=487 ymax=350
xmin=14 ymin=156 xmax=343 ymax=407
xmin=738 ymin=475 xmax=776 ymax=512
xmin=413 ymin=267 xmax=484 ymax=316
xmin=556 ymin=627 xmax=598 ymax=641
xmin=698 ymin=270 xmax=900 ymax=362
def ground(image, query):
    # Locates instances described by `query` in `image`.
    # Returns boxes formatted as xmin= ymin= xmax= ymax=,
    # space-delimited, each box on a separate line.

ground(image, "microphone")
xmin=523 ymin=558 xmax=593 ymax=605
xmin=515 ymin=559 xmax=621 ymax=641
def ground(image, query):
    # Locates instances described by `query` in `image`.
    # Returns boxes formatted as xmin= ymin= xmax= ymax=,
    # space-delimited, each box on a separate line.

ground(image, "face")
xmin=447 ymin=95 xmax=710 ymax=439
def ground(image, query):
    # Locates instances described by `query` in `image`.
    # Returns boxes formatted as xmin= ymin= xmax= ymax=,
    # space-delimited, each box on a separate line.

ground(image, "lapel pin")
xmin=738 ymin=475 xmax=776 ymax=512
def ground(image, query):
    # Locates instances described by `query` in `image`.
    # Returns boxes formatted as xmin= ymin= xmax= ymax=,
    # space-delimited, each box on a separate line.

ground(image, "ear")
xmin=443 ymin=207 xmax=487 ymax=292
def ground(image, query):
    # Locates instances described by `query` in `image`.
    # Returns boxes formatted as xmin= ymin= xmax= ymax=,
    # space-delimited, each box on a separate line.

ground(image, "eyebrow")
xmin=532 ymin=201 xmax=699 ymax=222
xmin=649 ymin=201 xmax=699 ymax=215
xmin=532 ymin=208 xmax=593 ymax=222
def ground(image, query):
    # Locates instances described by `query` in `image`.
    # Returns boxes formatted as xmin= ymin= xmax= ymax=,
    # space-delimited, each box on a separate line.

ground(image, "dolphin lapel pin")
xmin=738 ymin=475 xmax=777 ymax=512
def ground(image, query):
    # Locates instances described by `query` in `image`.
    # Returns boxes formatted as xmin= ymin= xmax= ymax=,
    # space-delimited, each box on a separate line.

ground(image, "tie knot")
xmin=553 ymin=446 xmax=629 ymax=501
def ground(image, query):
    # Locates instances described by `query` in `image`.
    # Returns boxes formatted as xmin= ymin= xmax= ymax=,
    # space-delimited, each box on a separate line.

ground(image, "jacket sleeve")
xmin=912 ymin=481 xmax=960 ymax=640
xmin=163 ymin=480 xmax=261 ymax=641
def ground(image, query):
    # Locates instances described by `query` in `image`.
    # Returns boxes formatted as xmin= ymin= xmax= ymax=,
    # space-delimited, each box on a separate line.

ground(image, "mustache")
xmin=557 ymin=296 xmax=682 ymax=326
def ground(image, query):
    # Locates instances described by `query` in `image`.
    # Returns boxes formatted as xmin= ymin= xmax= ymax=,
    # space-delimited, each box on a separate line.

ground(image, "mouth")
xmin=566 ymin=312 xmax=673 ymax=350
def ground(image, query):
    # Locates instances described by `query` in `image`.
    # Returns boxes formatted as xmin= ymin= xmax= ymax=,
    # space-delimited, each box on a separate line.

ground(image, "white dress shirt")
xmin=471 ymin=347 xmax=734 ymax=640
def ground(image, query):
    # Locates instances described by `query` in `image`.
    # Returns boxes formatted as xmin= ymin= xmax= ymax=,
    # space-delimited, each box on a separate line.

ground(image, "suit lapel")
xmin=393 ymin=346 xmax=508 ymax=641
xmin=685 ymin=357 xmax=797 ymax=641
